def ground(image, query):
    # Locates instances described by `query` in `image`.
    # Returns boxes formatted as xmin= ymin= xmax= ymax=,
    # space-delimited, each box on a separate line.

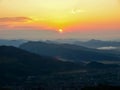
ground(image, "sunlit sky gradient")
xmin=0 ymin=0 xmax=120 ymax=40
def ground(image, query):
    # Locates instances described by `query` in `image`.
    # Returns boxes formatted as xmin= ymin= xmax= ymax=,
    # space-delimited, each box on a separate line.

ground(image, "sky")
xmin=0 ymin=0 xmax=120 ymax=40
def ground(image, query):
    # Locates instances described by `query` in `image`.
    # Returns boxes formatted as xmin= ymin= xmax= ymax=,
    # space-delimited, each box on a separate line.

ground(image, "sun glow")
xmin=58 ymin=29 xmax=63 ymax=33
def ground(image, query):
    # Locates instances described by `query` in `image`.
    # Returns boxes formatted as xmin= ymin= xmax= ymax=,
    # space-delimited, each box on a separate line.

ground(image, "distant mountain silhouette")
xmin=53 ymin=39 xmax=120 ymax=49
xmin=74 ymin=39 xmax=120 ymax=49
xmin=20 ymin=41 xmax=120 ymax=62
xmin=0 ymin=39 xmax=27 ymax=47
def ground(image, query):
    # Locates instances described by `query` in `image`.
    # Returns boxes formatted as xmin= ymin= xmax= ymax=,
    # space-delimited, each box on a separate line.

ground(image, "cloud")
xmin=71 ymin=9 xmax=85 ymax=14
xmin=0 ymin=17 xmax=34 ymax=30
xmin=0 ymin=17 xmax=32 ymax=22
xmin=97 ymin=46 xmax=117 ymax=50
xmin=0 ymin=16 xmax=52 ymax=31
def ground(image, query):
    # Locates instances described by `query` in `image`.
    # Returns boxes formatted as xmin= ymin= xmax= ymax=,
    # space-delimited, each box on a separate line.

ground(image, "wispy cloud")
xmin=0 ymin=17 xmax=34 ymax=30
xmin=0 ymin=17 xmax=32 ymax=22
xmin=0 ymin=16 xmax=52 ymax=31
xmin=71 ymin=9 xmax=86 ymax=14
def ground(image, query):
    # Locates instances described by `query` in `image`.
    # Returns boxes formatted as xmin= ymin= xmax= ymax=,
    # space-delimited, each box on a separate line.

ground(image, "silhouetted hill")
xmin=0 ymin=46 xmax=120 ymax=89
xmin=20 ymin=41 xmax=120 ymax=62
xmin=0 ymin=46 xmax=83 ymax=86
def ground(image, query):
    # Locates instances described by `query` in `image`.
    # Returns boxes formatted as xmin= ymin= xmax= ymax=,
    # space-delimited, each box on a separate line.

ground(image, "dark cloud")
xmin=0 ymin=17 xmax=32 ymax=22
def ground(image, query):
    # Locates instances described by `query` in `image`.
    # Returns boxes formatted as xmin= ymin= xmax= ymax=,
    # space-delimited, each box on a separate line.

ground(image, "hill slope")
xmin=0 ymin=46 xmax=82 ymax=86
xmin=20 ymin=41 xmax=120 ymax=62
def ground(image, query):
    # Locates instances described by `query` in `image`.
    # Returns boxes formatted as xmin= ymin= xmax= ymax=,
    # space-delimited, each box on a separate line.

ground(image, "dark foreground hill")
xmin=20 ymin=41 xmax=120 ymax=62
xmin=0 ymin=46 xmax=120 ymax=89
xmin=0 ymin=46 xmax=83 ymax=86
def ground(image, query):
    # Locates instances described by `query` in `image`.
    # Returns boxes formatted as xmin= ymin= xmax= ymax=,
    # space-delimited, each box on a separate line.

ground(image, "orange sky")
xmin=0 ymin=0 xmax=120 ymax=40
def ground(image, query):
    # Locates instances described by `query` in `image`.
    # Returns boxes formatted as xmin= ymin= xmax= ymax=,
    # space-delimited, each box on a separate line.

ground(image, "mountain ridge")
xmin=20 ymin=41 xmax=120 ymax=62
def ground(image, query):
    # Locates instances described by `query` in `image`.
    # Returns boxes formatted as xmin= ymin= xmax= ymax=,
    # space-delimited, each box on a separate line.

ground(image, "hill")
xmin=20 ymin=41 xmax=120 ymax=62
xmin=53 ymin=39 xmax=120 ymax=49
xmin=0 ymin=46 xmax=82 ymax=86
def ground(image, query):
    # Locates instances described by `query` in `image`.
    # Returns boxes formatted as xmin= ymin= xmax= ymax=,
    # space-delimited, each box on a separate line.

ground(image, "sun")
xmin=58 ymin=29 xmax=63 ymax=33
